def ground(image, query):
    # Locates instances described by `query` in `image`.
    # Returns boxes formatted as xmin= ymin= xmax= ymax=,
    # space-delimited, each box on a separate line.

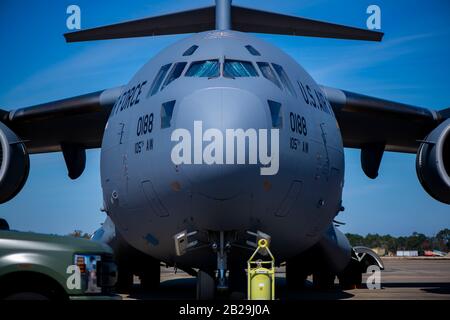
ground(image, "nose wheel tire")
xmin=196 ymin=270 xmax=215 ymax=300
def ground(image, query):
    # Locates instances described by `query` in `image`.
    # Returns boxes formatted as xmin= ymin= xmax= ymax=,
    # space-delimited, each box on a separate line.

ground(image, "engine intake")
xmin=416 ymin=119 xmax=450 ymax=204
xmin=0 ymin=122 xmax=30 ymax=203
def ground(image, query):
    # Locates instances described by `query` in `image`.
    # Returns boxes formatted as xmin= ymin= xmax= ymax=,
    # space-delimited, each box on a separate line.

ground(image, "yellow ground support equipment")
xmin=247 ymin=239 xmax=275 ymax=300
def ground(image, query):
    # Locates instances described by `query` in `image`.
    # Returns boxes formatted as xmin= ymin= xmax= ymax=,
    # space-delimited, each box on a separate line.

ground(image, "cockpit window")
xmin=257 ymin=62 xmax=282 ymax=89
xmin=245 ymin=45 xmax=261 ymax=56
xmin=272 ymin=63 xmax=297 ymax=97
xmin=161 ymin=62 xmax=187 ymax=90
xmin=148 ymin=63 xmax=172 ymax=97
xmin=185 ymin=60 xmax=220 ymax=78
xmin=223 ymin=59 xmax=258 ymax=78
xmin=183 ymin=45 xmax=199 ymax=56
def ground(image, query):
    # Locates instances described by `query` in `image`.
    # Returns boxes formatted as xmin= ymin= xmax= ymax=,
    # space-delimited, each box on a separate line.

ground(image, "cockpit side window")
xmin=183 ymin=45 xmax=199 ymax=56
xmin=185 ymin=60 xmax=220 ymax=78
xmin=245 ymin=45 xmax=261 ymax=56
xmin=148 ymin=63 xmax=172 ymax=97
xmin=272 ymin=63 xmax=297 ymax=97
xmin=161 ymin=62 xmax=187 ymax=90
xmin=223 ymin=59 xmax=258 ymax=78
xmin=257 ymin=62 xmax=282 ymax=89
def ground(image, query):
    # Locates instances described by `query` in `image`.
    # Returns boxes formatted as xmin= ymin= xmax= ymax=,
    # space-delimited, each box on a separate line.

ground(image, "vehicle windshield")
xmin=185 ymin=60 xmax=220 ymax=78
xmin=223 ymin=59 xmax=258 ymax=78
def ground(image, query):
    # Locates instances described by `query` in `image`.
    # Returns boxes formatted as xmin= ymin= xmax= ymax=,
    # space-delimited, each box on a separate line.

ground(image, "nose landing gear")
xmin=214 ymin=231 xmax=231 ymax=291
xmin=196 ymin=231 xmax=232 ymax=300
xmin=193 ymin=230 xmax=274 ymax=300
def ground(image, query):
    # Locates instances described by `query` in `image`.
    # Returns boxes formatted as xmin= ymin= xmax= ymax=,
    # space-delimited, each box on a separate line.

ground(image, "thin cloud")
xmin=1 ymin=37 xmax=176 ymax=108
xmin=308 ymin=33 xmax=435 ymax=81
xmin=343 ymin=182 xmax=394 ymax=198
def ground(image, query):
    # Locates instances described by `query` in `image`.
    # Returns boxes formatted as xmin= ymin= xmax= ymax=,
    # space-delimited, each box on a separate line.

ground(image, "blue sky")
xmin=0 ymin=0 xmax=449 ymax=236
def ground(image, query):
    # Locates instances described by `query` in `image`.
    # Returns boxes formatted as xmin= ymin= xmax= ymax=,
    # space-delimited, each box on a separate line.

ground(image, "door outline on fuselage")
xmin=274 ymin=180 xmax=303 ymax=217
xmin=141 ymin=180 xmax=170 ymax=217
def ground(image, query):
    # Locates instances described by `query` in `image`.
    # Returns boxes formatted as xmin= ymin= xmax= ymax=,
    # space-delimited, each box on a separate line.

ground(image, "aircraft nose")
xmin=172 ymin=87 xmax=272 ymax=199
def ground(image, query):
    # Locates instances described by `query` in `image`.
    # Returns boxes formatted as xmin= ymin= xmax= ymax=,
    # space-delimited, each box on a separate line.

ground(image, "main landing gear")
xmin=286 ymin=247 xmax=384 ymax=290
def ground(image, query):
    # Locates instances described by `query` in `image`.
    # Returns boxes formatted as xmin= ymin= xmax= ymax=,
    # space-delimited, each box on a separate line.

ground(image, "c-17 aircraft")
xmin=1 ymin=0 xmax=449 ymax=299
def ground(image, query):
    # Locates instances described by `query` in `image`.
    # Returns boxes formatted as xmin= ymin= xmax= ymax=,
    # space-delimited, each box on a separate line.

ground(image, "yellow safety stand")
xmin=247 ymin=239 xmax=275 ymax=300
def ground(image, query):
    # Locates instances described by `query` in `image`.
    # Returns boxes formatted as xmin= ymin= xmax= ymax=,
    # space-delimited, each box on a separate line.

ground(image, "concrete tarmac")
xmin=121 ymin=257 xmax=450 ymax=300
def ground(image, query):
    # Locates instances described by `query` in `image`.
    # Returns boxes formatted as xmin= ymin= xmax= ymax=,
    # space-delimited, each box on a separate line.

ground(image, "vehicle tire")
xmin=312 ymin=271 xmax=335 ymax=290
xmin=0 ymin=273 xmax=67 ymax=301
xmin=338 ymin=271 xmax=362 ymax=290
xmin=115 ymin=267 xmax=134 ymax=293
xmin=3 ymin=292 xmax=50 ymax=300
xmin=228 ymin=263 xmax=247 ymax=295
xmin=286 ymin=260 xmax=309 ymax=290
xmin=338 ymin=261 xmax=363 ymax=290
xmin=196 ymin=270 xmax=215 ymax=300
xmin=139 ymin=260 xmax=160 ymax=291
xmin=338 ymin=259 xmax=363 ymax=290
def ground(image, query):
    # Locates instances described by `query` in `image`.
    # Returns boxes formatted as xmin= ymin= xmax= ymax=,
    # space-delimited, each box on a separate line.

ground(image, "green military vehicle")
xmin=0 ymin=218 xmax=118 ymax=300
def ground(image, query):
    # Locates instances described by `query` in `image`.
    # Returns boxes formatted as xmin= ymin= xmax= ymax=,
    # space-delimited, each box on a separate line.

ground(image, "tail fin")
xmin=64 ymin=4 xmax=383 ymax=43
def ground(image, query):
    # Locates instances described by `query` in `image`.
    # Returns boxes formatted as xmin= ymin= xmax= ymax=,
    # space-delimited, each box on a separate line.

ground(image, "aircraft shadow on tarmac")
xmin=124 ymin=276 xmax=450 ymax=300
xmin=421 ymin=287 xmax=450 ymax=295
xmin=380 ymin=283 xmax=450 ymax=295
xmin=125 ymin=277 xmax=356 ymax=300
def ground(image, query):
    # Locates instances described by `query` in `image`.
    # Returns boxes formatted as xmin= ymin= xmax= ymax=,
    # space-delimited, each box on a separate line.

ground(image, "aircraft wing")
xmin=321 ymin=86 xmax=449 ymax=153
xmin=4 ymin=85 xmax=448 ymax=157
xmin=3 ymin=85 xmax=447 ymax=162
xmin=0 ymin=84 xmax=448 ymax=202
xmin=0 ymin=86 xmax=123 ymax=203
xmin=1 ymin=86 xmax=123 ymax=154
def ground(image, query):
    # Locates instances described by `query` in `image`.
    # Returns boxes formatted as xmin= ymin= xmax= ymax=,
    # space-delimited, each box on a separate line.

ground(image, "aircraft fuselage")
xmin=100 ymin=30 xmax=344 ymax=269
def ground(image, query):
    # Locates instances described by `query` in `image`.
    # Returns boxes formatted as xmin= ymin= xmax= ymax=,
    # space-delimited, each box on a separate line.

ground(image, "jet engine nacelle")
xmin=0 ymin=122 xmax=30 ymax=203
xmin=416 ymin=119 xmax=450 ymax=204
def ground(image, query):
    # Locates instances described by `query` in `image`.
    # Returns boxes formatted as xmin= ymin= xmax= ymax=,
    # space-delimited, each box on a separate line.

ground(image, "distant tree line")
xmin=346 ymin=228 xmax=450 ymax=253
xmin=67 ymin=228 xmax=449 ymax=253
xmin=68 ymin=230 xmax=91 ymax=239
